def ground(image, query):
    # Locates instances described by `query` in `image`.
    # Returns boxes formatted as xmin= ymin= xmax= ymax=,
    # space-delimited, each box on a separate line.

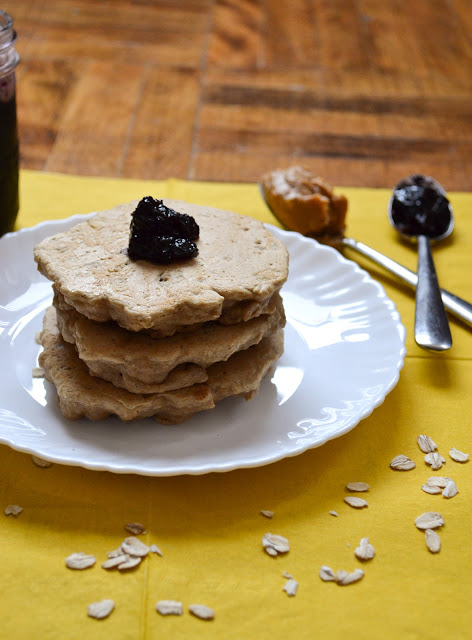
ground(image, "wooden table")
xmin=5 ymin=0 xmax=472 ymax=189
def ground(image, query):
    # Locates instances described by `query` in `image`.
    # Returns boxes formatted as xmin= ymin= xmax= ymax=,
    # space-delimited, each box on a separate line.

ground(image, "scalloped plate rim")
xmin=0 ymin=214 xmax=406 ymax=475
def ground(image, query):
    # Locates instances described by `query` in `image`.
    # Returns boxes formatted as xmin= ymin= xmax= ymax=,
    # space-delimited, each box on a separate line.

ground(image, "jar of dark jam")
xmin=0 ymin=10 xmax=19 ymax=236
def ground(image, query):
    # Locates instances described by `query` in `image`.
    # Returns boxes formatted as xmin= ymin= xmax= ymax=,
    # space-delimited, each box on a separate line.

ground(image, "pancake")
xmin=54 ymin=291 xmax=285 ymax=393
xmin=39 ymin=307 xmax=284 ymax=424
xmin=34 ymin=199 xmax=289 ymax=334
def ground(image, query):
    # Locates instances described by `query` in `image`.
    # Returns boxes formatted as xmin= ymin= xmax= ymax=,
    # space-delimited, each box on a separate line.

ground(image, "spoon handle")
xmin=341 ymin=237 xmax=472 ymax=329
xmin=414 ymin=235 xmax=452 ymax=351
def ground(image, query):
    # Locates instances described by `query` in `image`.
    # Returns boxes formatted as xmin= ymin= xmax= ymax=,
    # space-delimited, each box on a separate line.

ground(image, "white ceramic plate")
xmin=0 ymin=216 xmax=406 ymax=476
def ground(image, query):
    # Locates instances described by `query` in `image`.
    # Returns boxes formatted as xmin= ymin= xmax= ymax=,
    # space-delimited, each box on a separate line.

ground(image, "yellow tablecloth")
xmin=2 ymin=170 xmax=472 ymax=638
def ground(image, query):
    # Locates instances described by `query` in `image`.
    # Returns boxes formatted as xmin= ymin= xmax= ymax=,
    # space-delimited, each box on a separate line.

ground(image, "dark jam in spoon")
xmin=390 ymin=174 xmax=451 ymax=239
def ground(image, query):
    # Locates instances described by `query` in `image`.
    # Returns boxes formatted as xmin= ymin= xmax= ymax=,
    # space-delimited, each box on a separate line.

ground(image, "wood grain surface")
xmin=4 ymin=0 xmax=472 ymax=189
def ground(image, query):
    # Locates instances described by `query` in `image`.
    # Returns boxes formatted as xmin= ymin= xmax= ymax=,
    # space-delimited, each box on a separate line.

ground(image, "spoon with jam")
xmin=388 ymin=174 xmax=452 ymax=351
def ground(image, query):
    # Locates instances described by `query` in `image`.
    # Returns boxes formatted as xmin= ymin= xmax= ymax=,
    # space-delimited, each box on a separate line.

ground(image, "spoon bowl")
xmin=387 ymin=174 xmax=454 ymax=243
xmin=388 ymin=174 xmax=453 ymax=351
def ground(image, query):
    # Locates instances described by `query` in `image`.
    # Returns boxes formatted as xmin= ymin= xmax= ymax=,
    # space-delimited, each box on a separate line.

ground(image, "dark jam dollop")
xmin=390 ymin=174 xmax=451 ymax=239
xmin=128 ymin=197 xmax=199 ymax=264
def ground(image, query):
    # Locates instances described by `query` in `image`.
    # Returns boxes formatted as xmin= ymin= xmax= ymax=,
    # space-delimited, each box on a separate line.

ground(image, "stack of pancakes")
xmin=34 ymin=200 xmax=289 ymax=424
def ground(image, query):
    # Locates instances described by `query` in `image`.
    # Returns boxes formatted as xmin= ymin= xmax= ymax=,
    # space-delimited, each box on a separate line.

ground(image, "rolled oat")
xmin=390 ymin=455 xmax=416 ymax=471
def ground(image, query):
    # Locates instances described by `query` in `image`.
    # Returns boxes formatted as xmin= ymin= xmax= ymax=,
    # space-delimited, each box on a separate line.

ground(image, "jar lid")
xmin=0 ymin=10 xmax=18 ymax=75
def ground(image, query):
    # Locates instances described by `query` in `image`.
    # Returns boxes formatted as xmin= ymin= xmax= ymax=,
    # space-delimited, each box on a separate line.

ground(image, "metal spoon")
xmin=388 ymin=175 xmax=452 ymax=351
xmin=258 ymin=182 xmax=472 ymax=331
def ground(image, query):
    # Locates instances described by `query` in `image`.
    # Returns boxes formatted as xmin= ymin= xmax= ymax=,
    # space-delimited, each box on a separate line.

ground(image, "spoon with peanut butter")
xmin=259 ymin=167 xmax=472 ymax=333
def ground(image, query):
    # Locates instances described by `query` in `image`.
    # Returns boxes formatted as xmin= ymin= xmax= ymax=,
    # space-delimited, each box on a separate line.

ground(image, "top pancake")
xmin=34 ymin=199 xmax=289 ymax=333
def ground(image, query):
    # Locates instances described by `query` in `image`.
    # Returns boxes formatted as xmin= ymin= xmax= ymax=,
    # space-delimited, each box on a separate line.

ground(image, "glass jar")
xmin=0 ymin=9 xmax=19 ymax=236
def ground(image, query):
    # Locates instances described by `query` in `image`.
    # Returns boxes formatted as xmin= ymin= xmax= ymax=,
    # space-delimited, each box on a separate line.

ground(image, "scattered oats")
xmin=117 ymin=555 xmax=142 ymax=570
xmin=346 ymin=482 xmax=370 ymax=492
xmin=31 ymin=455 xmax=52 ymax=468
xmin=354 ymin=537 xmax=375 ymax=561
xmin=417 ymin=435 xmax=438 ymax=453
xmin=35 ymin=331 xmax=41 ymax=345
xmin=329 ymin=510 xmax=338 ymax=517
xmin=87 ymin=599 xmax=114 ymax=620
xmin=390 ymin=454 xmax=416 ymax=470
xmin=414 ymin=512 xmax=444 ymax=530
xmin=155 ymin=600 xmax=183 ymax=616
xmin=344 ymin=496 xmax=368 ymax=509
xmin=449 ymin=448 xmax=469 ymax=463
xmin=32 ymin=366 xmax=45 ymax=378
xmin=189 ymin=604 xmax=214 ymax=620
xmin=121 ymin=536 xmax=150 ymax=557
xmin=319 ymin=566 xmax=337 ymax=582
xmin=149 ymin=543 xmax=163 ymax=557
xmin=124 ymin=522 xmax=147 ymax=535
xmin=260 ymin=510 xmax=274 ymax=519
xmin=107 ymin=548 xmax=122 ymax=559
xmin=336 ymin=568 xmax=364 ymax=585
xmin=4 ymin=504 xmax=22 ymax=516
xmin=102 ymin=554 xmax=129 ymax=570
xmin=425 ymin=529 xmax=441 ymax=554
xmin=282 ymin=571 xmax=293 ymax=579
xmin=283 ymin=578 xmax=298 ymax=596
xmin=421 ymin=484 xmax=441 ymax=495
xmin=262 ymin=533 xmax=290 ymax=556
xmin=424 ymin=452 xmax=446 ymax=470
xmin=426 ymin=476 xmax=451 ymax=488
xmin=65 ymin=552 xmax=96 ymax=570
xmin=346 ymin=543 xmax=350 ymax=548
xmin=442 ymin=479 xmax=458 ymax=499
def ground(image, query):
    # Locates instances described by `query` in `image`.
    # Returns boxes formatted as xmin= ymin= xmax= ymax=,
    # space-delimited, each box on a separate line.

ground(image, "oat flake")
xmin=414 ymin=512 xmax=444 ymax=530
xmin=102 ymin=554 xmax=129 ymax=570
xmin=156 ymin=600 xmax=183 ymax=616
xmin=124 ymin=522 xmax=147 ymax=535
xmin=65 ymin=552 xmax=96 ymax=570
xmin=319 ymin=566 xmax=337 ymax=582
xmin=283 ymin=578 xmax=298 ymax=596
xmin=32 ymin=366 xmax=45 ymax=378
xmin=344 ymin=496 xmax=368 ymax=509
xmin=336 ymin=568 xmax=364 ymax=585
xmin=4 ymin=504 xmax=23 ymax=516
xmin=260 ymin=510 xmax=274 ymax=519
xmin=442 ymin=479 xmax=458 ymax=498
xmin=329 ymin=510 xmax=338 ymax=517
xmin=31 ymin=455 xmax=52 ymax=468
xmin=426 ymin=476 xmax=451 ymax=488
xmin=425 ymin=529 xmax=441 ymax=553
xmin=150 ymin=543 xmax=163 ymax=556
xmin=417 ymin=435 xmax=438 ymax=453
xmin=424 ymin=452 xmax=445 ymax=470
xmin=118 ymin=555 xmax=142 ymax=570
xmin=421 ymin=484 xmax=441 ymax=495
xmin=449 ymin=448 xmax=469 ymax=463
xmin=88 ymin=599 xmax=115 ymax=620
xmin=262 ymin=533 xmax=290 ymax=556
xmin=354 ymin=537 xmax=375 ymax=561
xmin=121 ymin=536 xmax=150 ymax=557
xmin=390 ymin=454 xmax=416 ymax=470
xmin=346 ymin=482 xmax=370 ymax=492
xmin=189 ymin=604 xmax=214 ymax=620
